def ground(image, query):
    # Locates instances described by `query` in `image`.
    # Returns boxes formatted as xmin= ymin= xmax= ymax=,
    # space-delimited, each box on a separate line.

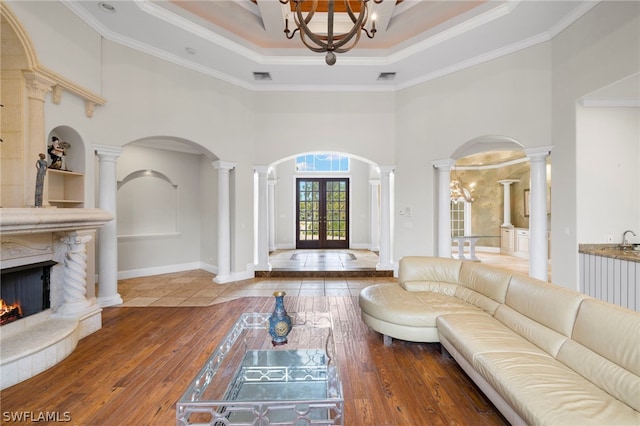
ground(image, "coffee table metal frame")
xmin=176 ymin=311 xmax=344 ymax=425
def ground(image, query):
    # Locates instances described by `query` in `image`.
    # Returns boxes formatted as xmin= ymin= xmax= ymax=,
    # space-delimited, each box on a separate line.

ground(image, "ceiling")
xmin=63 ymin=0 xmax=598 ymax=92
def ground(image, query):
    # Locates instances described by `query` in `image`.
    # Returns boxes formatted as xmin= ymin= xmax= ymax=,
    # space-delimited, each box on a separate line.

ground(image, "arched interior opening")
xmin=116 ymin=137 xmax=222 ymax=279
xmin=447 ymin=136 xmax=551 ymax=277
xmin=261 ymin=151 xmax=386 ymax=273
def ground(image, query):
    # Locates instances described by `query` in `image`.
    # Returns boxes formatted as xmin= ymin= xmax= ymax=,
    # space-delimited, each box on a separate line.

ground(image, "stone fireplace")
xmin=0 ymin=208 xmax=112 ymax=389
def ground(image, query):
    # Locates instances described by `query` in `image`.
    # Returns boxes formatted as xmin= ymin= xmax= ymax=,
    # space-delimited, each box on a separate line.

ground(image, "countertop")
xmin=579 ymin=244 xmax=640 ymax=263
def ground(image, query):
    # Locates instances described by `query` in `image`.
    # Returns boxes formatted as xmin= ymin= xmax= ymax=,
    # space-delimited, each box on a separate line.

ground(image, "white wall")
xmin=252 ymin=92 xmax=396 ymax=166
xmin=576 ymin=106 xmax=640 ymax=244
xmin=7 ymin=1 xmax=102 ymax=93
xmin=551 ymin=1 xmax=640 ymax=288
xmin=394 ymin=43 xmax=552 ymax=260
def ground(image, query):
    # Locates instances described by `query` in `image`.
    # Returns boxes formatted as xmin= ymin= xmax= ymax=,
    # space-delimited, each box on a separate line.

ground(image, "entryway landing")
xmin=257 ymin=249 xmax=393 ymax=278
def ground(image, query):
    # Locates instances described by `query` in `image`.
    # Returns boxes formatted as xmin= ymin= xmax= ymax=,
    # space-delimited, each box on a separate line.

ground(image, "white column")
xmin=268 ymin=178 xmax=277 ymax=252
xmin=498 ymin=179 xmax=519 ymax=227
xmin=213 ymin=161 xmax=237 ymax=284
xmin=254 ymin=166 xmax=272 ymax=271
xmin=432 ymin=159 xmax=455 ymax=258
xmin=369 ymin=179 xmax=380 ymax=252
xmin=94 ymin=145 xmax=122 ymax=307
xmin=377 ymin=166 xmax=394 ymax=270
xmin=525 ymin=146 xmax=552 ymax=281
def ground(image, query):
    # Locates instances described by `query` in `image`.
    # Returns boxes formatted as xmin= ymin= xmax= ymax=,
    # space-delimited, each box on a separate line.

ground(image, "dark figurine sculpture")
xmin=35 ymin=153 xmax=47 ymax=207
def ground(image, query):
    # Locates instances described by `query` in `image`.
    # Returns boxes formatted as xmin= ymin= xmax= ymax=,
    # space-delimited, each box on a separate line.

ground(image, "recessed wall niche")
xmin=117 ymin=170 xmax=178 ymax=236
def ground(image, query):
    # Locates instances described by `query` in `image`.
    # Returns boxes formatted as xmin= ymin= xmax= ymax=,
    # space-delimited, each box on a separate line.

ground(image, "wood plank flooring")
xmin=0 ymin=297 xmax=509 ymax=425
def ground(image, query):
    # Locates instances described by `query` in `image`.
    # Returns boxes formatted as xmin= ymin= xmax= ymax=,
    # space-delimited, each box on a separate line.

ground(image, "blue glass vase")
xmin=268 ymin=291 xmax=292 ymax=346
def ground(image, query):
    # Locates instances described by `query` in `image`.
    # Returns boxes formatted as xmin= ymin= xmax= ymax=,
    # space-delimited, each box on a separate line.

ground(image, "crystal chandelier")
xmin=280 ymin=0 xmax=383 ymax=65
xmin=450 ymin=169 xmax=475 ymax=203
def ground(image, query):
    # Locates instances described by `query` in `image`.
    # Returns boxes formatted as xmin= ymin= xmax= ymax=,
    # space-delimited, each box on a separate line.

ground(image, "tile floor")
xmin=119 ymin=250 xmax=540 ymax=307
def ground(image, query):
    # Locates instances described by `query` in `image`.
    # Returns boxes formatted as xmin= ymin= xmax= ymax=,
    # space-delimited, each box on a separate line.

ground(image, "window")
xmin=450 ymin=200 xmax=471 ymax=236
xmin=295 ymin=153 xmax=349 ymax=172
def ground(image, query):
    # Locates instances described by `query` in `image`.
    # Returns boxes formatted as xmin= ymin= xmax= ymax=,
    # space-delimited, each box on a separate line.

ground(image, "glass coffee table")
xmin=176 ymin=312 xmax=343 ymax=425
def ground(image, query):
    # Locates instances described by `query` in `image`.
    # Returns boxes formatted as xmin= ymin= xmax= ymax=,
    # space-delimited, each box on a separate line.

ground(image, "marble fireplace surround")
xmin=0 ymin=208 xmax=112 ymax=389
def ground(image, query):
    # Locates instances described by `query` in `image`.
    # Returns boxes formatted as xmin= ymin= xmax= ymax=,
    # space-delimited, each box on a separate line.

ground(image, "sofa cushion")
xmin=556 ymin=299 xmax=640 ymax=411
xmin=474 ymin=351 xmax=640 ymax=426
xmin=493 ymin=304 xmax=569 ymax=357
xmin=358 ymin=283 xmax=482 ymax=328
xmin=437 ymin=313 xmax=550 ymax=366
xmin=398 ymin=256 xmax=462 ymax=286
xmin=458 ymin=262 xmax=512 ymax=305
xmin=505 ymin=275 xmax=587 ymax=338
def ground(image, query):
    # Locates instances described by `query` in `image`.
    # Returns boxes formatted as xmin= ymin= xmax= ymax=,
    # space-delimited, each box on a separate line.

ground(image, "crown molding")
xmin=579 ymin=98 xmax=640 ymax=108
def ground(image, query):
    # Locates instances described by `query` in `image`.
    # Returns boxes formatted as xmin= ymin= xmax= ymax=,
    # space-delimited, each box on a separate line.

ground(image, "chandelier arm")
xmin=332 ymin=30 xmax=362 ymax=53
xmin=294 ymin=2 xmax=331 ymax=50
xmin=330 ymin=8 xmax=367 ymax=50
xmin=299 ymin=31 xmax=331 ymax=52
xmin=343 ymin=0 xmax=359 ymax=23
xmin=327 ymin=0 xmax=335 ymax=50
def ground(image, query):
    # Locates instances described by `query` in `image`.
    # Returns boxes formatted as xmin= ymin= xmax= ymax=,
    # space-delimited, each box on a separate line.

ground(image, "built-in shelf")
xmin=47 ymin=169 xmax=84 ymax=208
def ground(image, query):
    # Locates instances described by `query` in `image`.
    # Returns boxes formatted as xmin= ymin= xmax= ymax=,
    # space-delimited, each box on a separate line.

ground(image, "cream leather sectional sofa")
xmin=358 ymin=256 xmax=640 ymax=426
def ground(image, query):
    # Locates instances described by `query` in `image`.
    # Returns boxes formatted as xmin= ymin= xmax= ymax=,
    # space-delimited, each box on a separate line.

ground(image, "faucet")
xmin=622 ymin=230 xmax=636 ymax=249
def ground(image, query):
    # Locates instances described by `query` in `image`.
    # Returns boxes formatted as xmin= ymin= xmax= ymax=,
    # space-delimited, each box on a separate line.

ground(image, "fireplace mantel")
xmin=0 ymin=208 xmax=113 ymax=235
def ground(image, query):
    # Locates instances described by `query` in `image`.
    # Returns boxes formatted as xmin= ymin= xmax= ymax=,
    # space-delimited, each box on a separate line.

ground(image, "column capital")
xmin=23 ymin=71 xmax=56 ymax=102
xmin=212 ymin=160 xmax=237 ymax=171
xmin=368 ymin=179 xmax=380 ymax=185
xmin=94 ymin=144 xmax=123 ymax=160
xmin=498 ymin=179 xmax=520 ymax=186
xmin=378 ymin=165 xmax=395 ymax=175
xmin=432 ymin=158 xmax=456 ymax=170
xmin=254 ymin=165 xmax=271 ymax=175
xmin=525 ymin=146 xmax=553 ymax=161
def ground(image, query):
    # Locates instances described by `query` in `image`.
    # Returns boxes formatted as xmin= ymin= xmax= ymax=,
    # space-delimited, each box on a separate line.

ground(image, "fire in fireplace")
xmin=0 ymin=260 xmax=55 ymax=326
xmin=0 ymin=299 xmax=22 ymax=325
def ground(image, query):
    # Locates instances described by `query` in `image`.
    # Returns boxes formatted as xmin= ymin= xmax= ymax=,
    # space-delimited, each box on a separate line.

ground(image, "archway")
xmin=116 ymin=137 xmax=225 ymax=281
xmin=255 ymin=151 xmax=394 ymax=273
xmin=434 ymin=135 xmax=551 ymax=280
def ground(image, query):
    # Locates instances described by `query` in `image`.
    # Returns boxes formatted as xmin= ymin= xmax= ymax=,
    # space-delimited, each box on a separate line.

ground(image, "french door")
xmin=296 ymin=178 xmax=349 ymax=249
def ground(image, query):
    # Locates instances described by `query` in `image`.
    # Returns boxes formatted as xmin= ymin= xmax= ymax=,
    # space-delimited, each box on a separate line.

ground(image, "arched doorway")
xmin=256 ymin=151 xmax=394 ymax=274
xmin=434 ymin=136 xmax=552 ymax=280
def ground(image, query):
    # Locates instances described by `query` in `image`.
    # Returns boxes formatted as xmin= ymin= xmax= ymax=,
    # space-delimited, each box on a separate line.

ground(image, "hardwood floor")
xmin=1 ymin=297 xmax=508 ymax=425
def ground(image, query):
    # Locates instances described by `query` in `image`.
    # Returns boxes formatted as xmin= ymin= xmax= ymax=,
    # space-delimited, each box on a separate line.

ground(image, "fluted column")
xmin=268 ymin=178 xmax=277 ymax=252
xmin=255 ymin=166 xmax=271 ymax=271
xmin=377 ymin=166 xmax=394 ymax=270
xmin=498 ymin=179 xmax=519 ymax=227
xmin=94 ymin=145 xmax=122 ymax=307
xmin=433 ymin=159 xmax=455 ymax=258
xmin=369 ymin=179 xmax=380 ymax=252
xmin=525 ymin=146 xmax=552 ymax=281
xmin=23 ymin=72 xmax=55 ymax=207
xmin=213 ymin=160 xmax=236 ymax=284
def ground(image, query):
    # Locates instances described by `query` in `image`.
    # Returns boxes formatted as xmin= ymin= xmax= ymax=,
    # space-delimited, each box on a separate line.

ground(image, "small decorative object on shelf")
xmin=34 ymin=153 xmax=47 ymax=207
xmin=268 ymin=291 xmax=292 ymax=346
xmin=47 ymin=136 xmax=71 ymax=170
